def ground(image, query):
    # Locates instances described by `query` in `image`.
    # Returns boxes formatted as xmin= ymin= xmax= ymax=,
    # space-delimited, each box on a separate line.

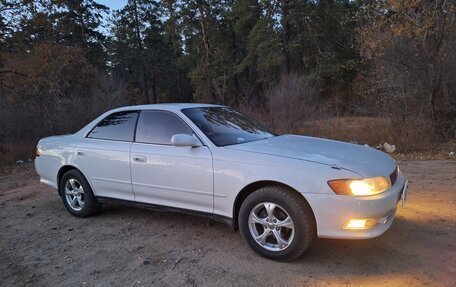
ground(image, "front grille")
xmin=389 ymin=167 xmax=398 ymax=186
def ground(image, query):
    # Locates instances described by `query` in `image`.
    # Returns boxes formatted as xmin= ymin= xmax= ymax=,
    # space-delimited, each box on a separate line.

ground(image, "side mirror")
xmin=171 ymin=134 xmax=199 ymax=147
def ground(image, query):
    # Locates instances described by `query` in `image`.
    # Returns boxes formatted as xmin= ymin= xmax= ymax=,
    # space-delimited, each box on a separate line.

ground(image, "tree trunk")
xmin=167 ymin=1 xmax=183 ymax=102
xmin=132 ymin=0 xmax=150 ymax=104
xmin=428 ymin=0 xmax=447 ymax=137
xmin=429 ymin=74 xmax=441 ymax=136
xmin=77 ymin=0 xmax=88 ymax=56
xmin=198 ymin=2 xmax=210 ymax=63
xmin=175 ymin=67 xmax=183 ymax=102
xmin=152 ymin=68 xmax=157 ymax=104
xmin=197 ymin=1 xmax=216 ymax=101
xmin=281 ymin=0 xmax=290 ymax=74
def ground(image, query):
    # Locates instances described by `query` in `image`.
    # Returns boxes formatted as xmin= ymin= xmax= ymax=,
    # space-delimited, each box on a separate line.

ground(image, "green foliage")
xmin=1 ymin=0 xmax=454 ymax=161
xmin=1 ymin=0 xmax=362 ymax=109
xmin=241 ymin=18 xmax=282 ymax=89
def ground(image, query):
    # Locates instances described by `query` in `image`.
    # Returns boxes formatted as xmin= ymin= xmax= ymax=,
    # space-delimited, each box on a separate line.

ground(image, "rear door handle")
xmin=77 ymin=150 xmax=86 ymax=156
xmin=133 ymin=156 xmax=147 ymax=163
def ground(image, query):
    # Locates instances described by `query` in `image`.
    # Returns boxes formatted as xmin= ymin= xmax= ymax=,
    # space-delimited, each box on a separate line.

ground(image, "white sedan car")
xmin=35 ymin=103 xmax=408 ymax=261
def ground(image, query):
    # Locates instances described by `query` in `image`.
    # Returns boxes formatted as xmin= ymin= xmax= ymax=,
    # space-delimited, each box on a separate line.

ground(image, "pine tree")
xmin=52 ymin=0 xmax=109 ymax=68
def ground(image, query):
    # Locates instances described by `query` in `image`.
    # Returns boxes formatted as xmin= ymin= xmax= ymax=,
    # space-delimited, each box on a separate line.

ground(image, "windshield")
xmin=182 ymin=107 xmax=275 ymax=146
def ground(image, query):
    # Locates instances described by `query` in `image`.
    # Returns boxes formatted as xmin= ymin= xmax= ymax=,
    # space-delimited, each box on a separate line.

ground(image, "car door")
xmin=130 ymin=110 xmax=213 ymax=213
xmin=73 ymin=111 xmax=138 ymax=201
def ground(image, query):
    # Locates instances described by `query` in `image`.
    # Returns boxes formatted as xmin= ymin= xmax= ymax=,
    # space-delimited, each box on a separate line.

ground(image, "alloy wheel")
xmin=248 ymin=202 xmax=295 ymax=251
xmin=64 ymin=178 xmax=85 ymax=211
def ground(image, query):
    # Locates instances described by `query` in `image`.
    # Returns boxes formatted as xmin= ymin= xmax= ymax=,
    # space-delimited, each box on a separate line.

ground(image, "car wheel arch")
xmin=232 ymin=180 xmax=316 ymax=231
xmin=57 ymin=165 xmax=85 ymax=195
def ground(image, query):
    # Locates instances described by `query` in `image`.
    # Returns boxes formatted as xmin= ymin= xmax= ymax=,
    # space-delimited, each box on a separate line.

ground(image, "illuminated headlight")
xmin=328 ymin=176 xmax=391 ymax=196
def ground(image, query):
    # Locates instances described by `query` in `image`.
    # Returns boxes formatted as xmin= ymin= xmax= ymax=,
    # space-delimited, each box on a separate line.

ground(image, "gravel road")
xmin=1 ymin=160 xmax=455 ymax=286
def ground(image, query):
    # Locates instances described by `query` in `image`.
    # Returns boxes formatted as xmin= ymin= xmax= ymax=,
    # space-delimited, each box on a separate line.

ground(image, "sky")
xmin=96 ymin=0 xmax=128 ymax=32
xmin=97 ymin=0 xmax=128 ymax=11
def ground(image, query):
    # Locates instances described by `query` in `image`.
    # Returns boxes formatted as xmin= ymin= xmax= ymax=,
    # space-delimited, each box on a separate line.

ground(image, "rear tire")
xmin=239 ymin=186 xmax=315 ymax=261
xmin=59 ymin=169 xmax=100 ymax=217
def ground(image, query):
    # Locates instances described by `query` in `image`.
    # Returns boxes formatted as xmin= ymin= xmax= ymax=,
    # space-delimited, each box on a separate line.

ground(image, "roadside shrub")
xmin=0 ymin=43 xmax=130 ymax=164
xmin=265 ymin=73 xmax=319 ymax=132
xmin=295 ymin=116 xmax=434 ymax=152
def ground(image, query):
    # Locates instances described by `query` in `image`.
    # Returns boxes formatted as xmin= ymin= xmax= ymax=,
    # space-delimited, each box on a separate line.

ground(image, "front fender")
xmin=211 ymin=148 xmax=359 ymax=218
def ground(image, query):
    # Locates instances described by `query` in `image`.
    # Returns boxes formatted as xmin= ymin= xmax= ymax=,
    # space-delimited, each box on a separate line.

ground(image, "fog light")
xmin=344 ymin=219 xmax=377 ymax=230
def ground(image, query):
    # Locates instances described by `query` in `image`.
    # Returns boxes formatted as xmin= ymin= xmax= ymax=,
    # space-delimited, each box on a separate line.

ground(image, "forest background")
xmin=1 ymin=0 xmax=455 ymax=163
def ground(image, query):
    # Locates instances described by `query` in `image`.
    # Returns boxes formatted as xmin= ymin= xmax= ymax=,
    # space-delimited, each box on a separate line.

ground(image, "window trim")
xmin=133 ymin=109 xmax=205 ymax=147
xmin=85 ymin=110 xmax=140 ymax=143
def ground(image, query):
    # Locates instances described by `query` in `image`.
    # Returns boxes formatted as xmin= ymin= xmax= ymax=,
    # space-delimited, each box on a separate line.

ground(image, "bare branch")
xmin=0 ymin=70 xmax=27 ymax=77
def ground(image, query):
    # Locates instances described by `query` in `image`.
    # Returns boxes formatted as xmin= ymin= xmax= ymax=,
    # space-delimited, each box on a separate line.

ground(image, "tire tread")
xmin=60 ymin=169 xmax=100 ymax=217
xmin=238 ymin=185 xmax=315 ymax=261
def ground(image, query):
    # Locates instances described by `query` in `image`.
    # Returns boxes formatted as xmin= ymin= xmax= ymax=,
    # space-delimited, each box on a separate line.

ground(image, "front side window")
xmin=182 ymin=107 xmax=274 ymax=146
xmin=135 ymin=110 xmax=193 ymax=145
xmin=87 ymin=111 xmax=138 ymax=141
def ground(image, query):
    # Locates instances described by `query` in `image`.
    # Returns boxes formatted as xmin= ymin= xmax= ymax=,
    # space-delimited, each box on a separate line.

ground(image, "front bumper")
xmin=305 ymin=173 xmax=406 ymax=239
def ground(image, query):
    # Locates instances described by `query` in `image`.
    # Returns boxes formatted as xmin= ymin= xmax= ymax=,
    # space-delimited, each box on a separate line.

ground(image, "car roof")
xmin=111 ymin=103 xmax=224 ymax=113
xmin=74 ymin=103 xmax=225 ymax=139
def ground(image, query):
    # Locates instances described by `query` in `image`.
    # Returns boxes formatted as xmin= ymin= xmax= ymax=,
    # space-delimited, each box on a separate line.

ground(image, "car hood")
xmin=39 ymin=134 xmax=73 ymax=143
xmin=225 ymin=135 xmax=396 ymax=177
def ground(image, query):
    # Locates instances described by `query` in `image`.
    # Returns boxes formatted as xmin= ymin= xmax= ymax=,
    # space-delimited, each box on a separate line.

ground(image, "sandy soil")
xmin=0 ymin=161 xmax=455 ymax=287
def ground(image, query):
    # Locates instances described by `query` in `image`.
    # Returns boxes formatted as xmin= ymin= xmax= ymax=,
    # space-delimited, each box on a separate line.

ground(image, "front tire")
xmin=239 ymin=186 xmax=315 ymax=261
xmin=59 ymin=169 xmax=100 ymax=217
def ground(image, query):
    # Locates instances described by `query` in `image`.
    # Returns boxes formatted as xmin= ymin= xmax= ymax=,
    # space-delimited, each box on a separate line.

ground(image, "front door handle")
xmin=133 ymin=156 xmax=147 ymax=163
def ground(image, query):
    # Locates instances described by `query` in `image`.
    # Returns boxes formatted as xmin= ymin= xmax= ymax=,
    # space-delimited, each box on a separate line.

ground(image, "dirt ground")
xmin=0 ymin=161 xmax=455 ymax=287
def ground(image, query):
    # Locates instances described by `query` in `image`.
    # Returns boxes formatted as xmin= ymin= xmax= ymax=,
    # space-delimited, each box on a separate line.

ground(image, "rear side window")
xmin=135 ymin=111 xmax=193 ymax=145
xmin=87 ymin=111 xmax=138 ymax=141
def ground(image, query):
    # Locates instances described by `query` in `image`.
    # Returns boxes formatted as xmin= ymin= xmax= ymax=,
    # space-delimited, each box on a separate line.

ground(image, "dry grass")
xmin=1 ymin=116 xmax=452 ymax=166
xmin=247 ymin=112 xmax=447 ymax=155
xmin=292 ymin=116 xmax=437 ymax=152
xmin=296 ymin=117 xmax=392 ymax=145
xmin=0 ymin=144 xmax=35 ymax=165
